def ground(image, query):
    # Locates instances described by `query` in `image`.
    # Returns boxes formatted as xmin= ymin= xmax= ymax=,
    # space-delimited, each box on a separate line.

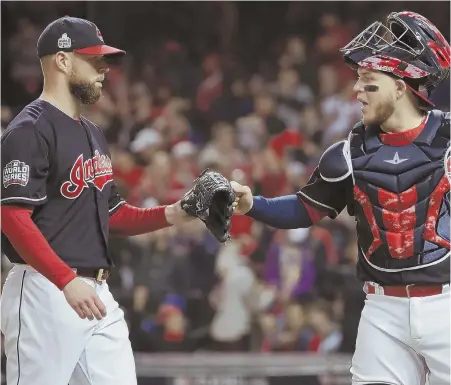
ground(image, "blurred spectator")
xmin=321 ymin=80 xmax=361 ymax=146
xmin=265 ymin=228 xmax=317 ymax=304
xmin=130 ymin=128 xmax=163 ymax=165
xmin=7 ymin=18 xmax=42 ymax=101
xmin=269 ymin=67 xmax=314 ymax=129
xmin=316 ymin=13 xmax=352 ymax=64
xmin=129 ymin=151 xmax=179 ymax=206
xmin=111 ymin=146 xmax=146 ymax=196
xmin=131 ymin=227 xmax=190 ymax=351
xmin=259 ymin=301 xmax=310 ymax=352
xmin=1 ymin=106 xmax=14 ymax=134
xmin=196 ymin=54 xmax=224 ymax=113
xmin=305 ymin=300 xmax=343 ymax=353
xmin=169 ymin=141 xmax=200 ymax=200
xmin=199 ymin=121 xmax=246 ymax=173
xmin=278 ymin=36 xmax=318 ymax=90
xmin=253 ymin=93 xmax=287 ymax=138
xmin=209 ymin=242 xmax=255 ymax=351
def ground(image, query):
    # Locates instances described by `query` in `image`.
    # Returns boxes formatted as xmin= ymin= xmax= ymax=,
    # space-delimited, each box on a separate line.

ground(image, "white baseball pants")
xmin=1 ymin=264 xmax=137 ymax=385
xmin=351 ymin=282 xmax=450 ymax=385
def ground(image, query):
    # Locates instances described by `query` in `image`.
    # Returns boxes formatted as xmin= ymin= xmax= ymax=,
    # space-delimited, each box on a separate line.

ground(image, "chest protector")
xmin=319 ymin=110 xmax=450 ymax=271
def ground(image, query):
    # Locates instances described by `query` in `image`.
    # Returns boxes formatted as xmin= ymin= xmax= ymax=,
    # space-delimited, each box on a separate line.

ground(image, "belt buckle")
xmin=96 ymin=269 xmax=105 ymax=283
xmin=406 ymin=284 xmax=414 ymax=298
xmin=369 ymin=282 xmax=384 ymax=295
xmin=365 ymin=282 xmax=384 ymax=295
xmin=376 ymin=284 xmax=384 ymax=295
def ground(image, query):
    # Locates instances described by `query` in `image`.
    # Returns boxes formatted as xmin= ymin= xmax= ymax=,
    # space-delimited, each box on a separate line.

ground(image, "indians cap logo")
xmin=96 ymin=27 xmax=104 ymax=43
xmin=61 ymin=151 xmax=113 ymax=199
xmin=3 ymin=160 xmax=30 ymax=188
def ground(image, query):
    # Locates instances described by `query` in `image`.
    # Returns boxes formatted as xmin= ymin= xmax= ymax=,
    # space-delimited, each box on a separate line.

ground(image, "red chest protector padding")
xmin=318 ymin=110 xmax=450 ymax=270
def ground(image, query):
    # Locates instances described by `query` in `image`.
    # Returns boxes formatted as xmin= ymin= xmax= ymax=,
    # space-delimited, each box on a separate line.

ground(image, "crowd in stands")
xmin=1 ymin=1 xmax=449 ymax=358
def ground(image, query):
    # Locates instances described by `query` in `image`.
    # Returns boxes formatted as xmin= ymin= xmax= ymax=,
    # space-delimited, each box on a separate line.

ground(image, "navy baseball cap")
xmin=37 ymin=16 xmax=125 ymax=58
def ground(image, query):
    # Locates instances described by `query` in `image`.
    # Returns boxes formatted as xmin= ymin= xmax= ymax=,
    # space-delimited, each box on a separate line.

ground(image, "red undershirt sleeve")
xmin=303 ymin=199 xmax=328 ymax=223
xmin=1 ymin=205 xmax=77 ymax=290
xmin=109 ymin=204 xmax=172 ymax=237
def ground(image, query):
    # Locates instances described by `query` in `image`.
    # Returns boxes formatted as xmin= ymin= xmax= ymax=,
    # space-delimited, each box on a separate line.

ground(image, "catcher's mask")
xmin=340 ymin=11 xmax=450 ymax=110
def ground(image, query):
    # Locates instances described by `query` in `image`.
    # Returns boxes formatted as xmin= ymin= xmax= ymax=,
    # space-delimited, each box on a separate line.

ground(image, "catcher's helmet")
xmin=340 ymin=11 xmax=450 ymax=109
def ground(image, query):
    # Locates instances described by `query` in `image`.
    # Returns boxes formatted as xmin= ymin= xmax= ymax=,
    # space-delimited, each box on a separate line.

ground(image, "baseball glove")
xmin=181 ymin=169 xmax=236 ymax=243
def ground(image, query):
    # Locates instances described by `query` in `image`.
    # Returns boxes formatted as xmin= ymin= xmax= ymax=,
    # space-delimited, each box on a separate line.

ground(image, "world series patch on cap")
xmin=37 ymin=16 xmax=126 ymax=58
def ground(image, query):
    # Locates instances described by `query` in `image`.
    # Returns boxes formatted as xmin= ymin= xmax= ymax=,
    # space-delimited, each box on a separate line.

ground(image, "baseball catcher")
xmin=232 ymin=11 xmax=450 ymax=385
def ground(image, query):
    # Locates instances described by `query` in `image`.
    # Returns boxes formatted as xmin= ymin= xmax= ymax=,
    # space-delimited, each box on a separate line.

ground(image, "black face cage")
xmin=340 ymin=20 xmax=425 ymax=60
xmin=340 ymin=19 xmax=450 ymax=92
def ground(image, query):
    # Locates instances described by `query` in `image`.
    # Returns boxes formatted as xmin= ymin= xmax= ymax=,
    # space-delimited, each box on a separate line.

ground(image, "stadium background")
xmin=1 ymin=2 xmax=449 ymax=384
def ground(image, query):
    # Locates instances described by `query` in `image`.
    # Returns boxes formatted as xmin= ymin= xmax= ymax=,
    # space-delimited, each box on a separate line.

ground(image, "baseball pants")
xmin=351 ymin=282 xmax=450 ymax=385
xmin=1 ymin=264 xmax=137 ymax=385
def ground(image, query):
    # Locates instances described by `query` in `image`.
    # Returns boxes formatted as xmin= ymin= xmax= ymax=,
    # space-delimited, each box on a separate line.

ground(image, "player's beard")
xmin=362 ymin=94 xmax=396 ymax=126
xmin=68 ymin=71 xmax=102 ymax=105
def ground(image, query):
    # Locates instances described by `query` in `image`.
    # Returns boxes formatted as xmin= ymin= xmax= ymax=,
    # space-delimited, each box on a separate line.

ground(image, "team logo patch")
xmin=383 ymin=152 xmax=409 ymax=165
xmin=3 ymin=160 xmax=30 ymax=188
xmin=61 ymin=151 xmax=113 ymax=199
xmin=58 ymin=33 xmax=72 ymax=49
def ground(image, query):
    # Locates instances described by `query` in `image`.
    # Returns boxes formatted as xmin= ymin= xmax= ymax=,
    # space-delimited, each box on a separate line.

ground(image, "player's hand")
xmin=63 ymin=278 xmax=107 ymax=321
xmin=165 ymin=200 xmax=198 ymax=225
xmin=230 ymin=181 xmax=253 ymax=215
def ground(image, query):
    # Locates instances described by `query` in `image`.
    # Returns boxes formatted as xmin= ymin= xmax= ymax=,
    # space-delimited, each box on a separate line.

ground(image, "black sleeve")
xmin=93 ymin=123 xmax=126 ymax=216
xmin=297 ymin=167 xmax=352 ymax=219
xmin=1 ymin=124 xmax=49 ymax=206
xmin=108 ymin=180 xmax=126 ymax=216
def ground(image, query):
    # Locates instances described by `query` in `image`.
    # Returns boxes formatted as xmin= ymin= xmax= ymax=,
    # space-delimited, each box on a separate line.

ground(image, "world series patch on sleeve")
xmin=3 ymin=160 xmax=30 ymax=188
